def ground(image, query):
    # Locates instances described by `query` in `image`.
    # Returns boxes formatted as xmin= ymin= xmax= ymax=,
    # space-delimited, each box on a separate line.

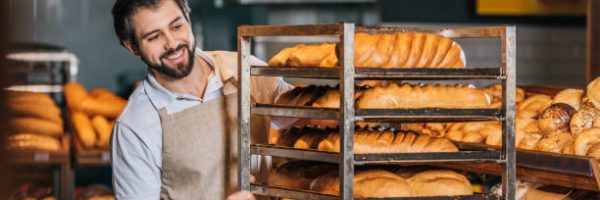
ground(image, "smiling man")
xmin=110 ymin=0 xmax=292 ymax=199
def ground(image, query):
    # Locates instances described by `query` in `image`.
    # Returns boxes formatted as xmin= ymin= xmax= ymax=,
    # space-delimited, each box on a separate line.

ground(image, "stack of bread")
xmin=269 ymin=32 xmax=465 ymax=68
xmin=274 ymin=127 xmax=458 ymax=154
xmin=268 ymin=161 xmax=473 ymax=198
xmin=65 ymin=82 xmax=127 ymax=150
xmin=7 ymin=91 xmax=64 ymax=151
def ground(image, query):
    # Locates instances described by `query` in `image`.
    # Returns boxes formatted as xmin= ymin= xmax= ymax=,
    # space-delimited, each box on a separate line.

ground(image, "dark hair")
xmin=112 ymin=0 xmax=191 ymax=46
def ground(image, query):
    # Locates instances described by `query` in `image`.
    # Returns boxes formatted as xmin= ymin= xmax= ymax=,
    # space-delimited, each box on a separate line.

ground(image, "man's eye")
xmin=174 ymin=24 xmax=182 ymax=30
xmin=148 ymin=35 xmax=159 ymax=41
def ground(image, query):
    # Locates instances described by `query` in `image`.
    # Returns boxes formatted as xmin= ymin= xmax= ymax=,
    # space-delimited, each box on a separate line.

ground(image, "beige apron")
xmin=157 ymin=92 xmax=239 ymax=200
xmin=151 ymin=51 xmax=271 ymax=200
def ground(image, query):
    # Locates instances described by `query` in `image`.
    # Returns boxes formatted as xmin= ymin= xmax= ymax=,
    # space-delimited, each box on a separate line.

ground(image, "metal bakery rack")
xmin=4 ymin=45 xmax=78 ymax=200
xmin=238 ymin=23 xmax=516 ymax=199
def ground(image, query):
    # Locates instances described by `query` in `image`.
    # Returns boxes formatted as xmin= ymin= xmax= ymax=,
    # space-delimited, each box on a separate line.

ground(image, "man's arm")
xmin=111 ymin=122 xmax=161 ymax=200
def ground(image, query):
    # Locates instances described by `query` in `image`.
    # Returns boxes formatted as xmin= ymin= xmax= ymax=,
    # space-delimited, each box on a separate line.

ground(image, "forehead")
xmin=129 ymin=0 xmax=184 ymax=35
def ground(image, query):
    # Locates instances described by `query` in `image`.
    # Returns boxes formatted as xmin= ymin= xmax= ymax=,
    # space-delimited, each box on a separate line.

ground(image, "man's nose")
xmin=163 ymin=32 xmax=179 ymax=50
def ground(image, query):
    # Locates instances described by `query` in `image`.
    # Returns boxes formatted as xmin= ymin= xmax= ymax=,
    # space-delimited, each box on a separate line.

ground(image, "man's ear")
xmin=122 ymin=41 xmax=140 ymax=56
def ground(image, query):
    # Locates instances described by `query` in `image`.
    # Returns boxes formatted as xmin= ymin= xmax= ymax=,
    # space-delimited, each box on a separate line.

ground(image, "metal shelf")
xmin=253 ymin=104 xmax=503 ymax=122
xmin=251 ymin=184 xmax=499 ymax=200
xmin=251 ymin=145 xmax=501 ymax=165
xmin=251 ymin=66 xmax=505 ymax=80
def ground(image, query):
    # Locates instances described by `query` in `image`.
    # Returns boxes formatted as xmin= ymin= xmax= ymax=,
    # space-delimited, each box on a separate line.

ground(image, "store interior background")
xmin=3 ymin=0 xmax=587 ymax=193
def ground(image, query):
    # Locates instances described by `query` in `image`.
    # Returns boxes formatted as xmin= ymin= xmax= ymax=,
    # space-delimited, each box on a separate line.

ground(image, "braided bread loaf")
xmin=269 ymin=32 xmax=465 ymax=68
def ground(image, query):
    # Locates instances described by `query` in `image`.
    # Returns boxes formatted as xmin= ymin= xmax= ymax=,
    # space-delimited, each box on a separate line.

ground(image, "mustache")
xmin=161 ymin=44 xmax=188 ymax=59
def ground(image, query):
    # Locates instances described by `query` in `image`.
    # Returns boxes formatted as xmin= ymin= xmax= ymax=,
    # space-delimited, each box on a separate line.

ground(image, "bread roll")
xmin=553 ymin=88 xmax=584 ymax=110
xmin=517 ymin=95 xmax=552 ymax=119
xmin=570 ymin=104 xmax=600 ymax=136
xmin=310 ymin=169 xmax=412 ymax=198
xmin=445 ymin=122 xmax=499 ymax=144
xmin=536 ymin=132 xmax=574 ymax=153
xmin=408 ymin=170 xmax=472 ymax=197
xmin=519 ymin=132 xmax=544 ymax=150
xmin=268 ymin=161 xmax=336 ymax=190
xmin=9 ymin=118 xmax=63 ymax=137
xmin=357 ymin=83 xmax=490 ymax=109
xmin=72 ymin=111 xmax=97 ymax=149
xmin=537 ymin=103 xmax=576 ymax=134
xmin=92 ymin=115 xmax=113 ymax=149
xmin=483 ymin=84 xmax=526 ymax=108
xmin=8 ymin=133 xmax=62 ymax=151
xmin=574 ymin=127 xmax=600 ymax=157
xmin=269 ymin=32 xmax=465 ymax=69
xmin=587 ymin=77 xmax=600 ymax=109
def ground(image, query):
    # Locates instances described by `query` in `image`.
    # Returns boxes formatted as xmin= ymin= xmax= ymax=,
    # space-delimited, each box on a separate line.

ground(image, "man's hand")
xmin=226 ymin=175 xmax=257 ymax=200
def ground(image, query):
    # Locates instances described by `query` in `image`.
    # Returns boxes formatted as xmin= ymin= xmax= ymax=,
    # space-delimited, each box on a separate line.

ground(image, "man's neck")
xmin=151 ymin=54 xmax=213 ymax=99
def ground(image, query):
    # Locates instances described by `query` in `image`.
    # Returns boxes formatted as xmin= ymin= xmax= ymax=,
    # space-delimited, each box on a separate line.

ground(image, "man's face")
xmin=128 ymin=0 xmax=195 ymax=79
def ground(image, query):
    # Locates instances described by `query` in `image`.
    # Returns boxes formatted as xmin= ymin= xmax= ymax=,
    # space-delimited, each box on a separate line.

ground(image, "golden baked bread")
xmin=8 ymin=101 xmax=63 ymax=124
xmin=407 ymin=170 xmax=473 ymax=197
xmin=317 ymin=130 xmax=458 ymax=153
xmin=268 ymin=161 xmax=337 ymax=190
xmin=65 ymin=82 xmax=127 ymax=119
xmin=537 ymin=103 xmax=576 ymax=134
xmin=446 ymin=122 xmax=499 ymax=144
xmin=275 ymin=127 xmax=306 ymax=147
xmin=587 ymin=77 xmax=600 ymax=109
xmin=64 ymin=82 xmax=89 ymax=110
xmin=553 ymin=88 xmax=584 ymax=110
xmin=269 ymin=32 xmax=465 ymax=68
xmin=517 ymin=95 xmax=552 ymax=119
xmin=72 ymin=111 xmax=97 ymax=149
xmin=9 ymin=117 xmax=64 ymax=137
xmin=309 ymin=169 xmax=412 ymax=198
xmin=574 ymin=127 xmax=600 ymax=158
xmin=8 ymin=133 xmax=62 ymax=151
xmin=294 ymin=131 xmax=329 ymax=149
xmin=536 ymin=132 xmax=574 ymax=154
xmin=92 ymin=115 xmax=113 ymax=149
xmin=79 ymin=95 xmax=126 ymax=119
xmin=7 ymin=91 xmax=57 ymax=106
xmin=275 ymin=85 xmax=325 ymax=107
xmin=570 ymin=102 xmax=600 ymax=135
xmin=357 ymin=83 xmax=490 ymax=109
xmin=483 ymin=84 xmax=525 ymax=108
xmin=521 ymin=188 xmax=566 ymax=200
xmin=401 ymin=123 xmax=449 ymax=137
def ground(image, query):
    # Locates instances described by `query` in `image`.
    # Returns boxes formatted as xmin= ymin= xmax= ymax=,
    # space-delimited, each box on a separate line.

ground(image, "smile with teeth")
xmin=163 ymin=48 xmax=185 ymax=62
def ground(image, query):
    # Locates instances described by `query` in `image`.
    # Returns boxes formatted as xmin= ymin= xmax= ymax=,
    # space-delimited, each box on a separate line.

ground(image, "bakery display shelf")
xmin=7 ymin=135 xmax=70 ymax=165
xmin=239 ymin=23 xmax=516 ymax=199
xmin=251 ymin=66 xmax=504 ymax=80
xmin=443 ymin=142 xmax=600 ymax=191
xmin=252 ymin=144 xmax=501 ymax=164
xmin=251 ymin=184 xmax=499 ymax=200
xmin=253 ymin=104 xmax=503 ymax=122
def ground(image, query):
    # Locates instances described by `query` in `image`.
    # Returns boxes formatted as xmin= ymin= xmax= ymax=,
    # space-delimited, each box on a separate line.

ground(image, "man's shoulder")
xmin=116 ymin=85 xmax=160 ymax=133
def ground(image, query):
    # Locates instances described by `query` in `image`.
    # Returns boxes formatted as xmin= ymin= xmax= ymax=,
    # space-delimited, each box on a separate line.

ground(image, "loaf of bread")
xmin=401 ymin=123 xmax=450 ymax=137
xmin=268 ymin=161 xmax=337 ymax=190
xmin=274 ymin=85 xmax=327 ymax=107
xmin=521 ymin=188 xmax=567 ymax=200
xmin=407 ymin=170 xmax=473 ymax=197
xmin=7 ymin=91 xmax=57 ymax=106
xmin=65 ymin=81 xmax=127 ymax=119
xmin=553 ymin=88 xmax=584 ymax=110
xmin=446 ymin=122 xmax=499 ymax=144
xmin=8 ymin=101 xmax=63 ymax=124
xmin=8 ymin=133 xmax=62 ymax=151
xmin=9 ymin=117 xmax=64 ymax=137
xmin=357 ymin=83 xmax=490 ymax=109
xmin=309 ymin=169 xmax=412 ymax=198
xmin=72 ymin=111 xmax=97 ymax=149
xmin=483 ymin=84 xmax=525 ymax=108
xmin=317 ymin=130 xmax=458 ymax=153
xmin=269 ymin=32 xmax=465 ymax=68
xmin=92 ymin=115 xmax=113 ymax=149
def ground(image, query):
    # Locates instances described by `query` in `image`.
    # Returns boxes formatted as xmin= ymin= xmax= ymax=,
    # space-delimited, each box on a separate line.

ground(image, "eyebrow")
xmin=140 ymin=16 xmax=183 ymax=39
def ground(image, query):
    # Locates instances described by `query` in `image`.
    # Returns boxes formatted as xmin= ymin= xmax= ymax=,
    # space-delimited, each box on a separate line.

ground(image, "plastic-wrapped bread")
xmin=92 ymin=115 xmax=113 ymax=149
xmin=8 ymin=133 xmax=62 ymax=151
xmin=269 ymin=32 xmax=465 ymax=69
xmin=310 ymin=169 xmax=412 ymax=198
xmin=407 ymin=170 xmax=473 ymax=197
xmin=317 ymin=130 xmax=458 ymax=153
xmin=357 ymin=83 xmax=490 ymax=109
xmin=72 ymin=111 xmax=97 ymax=149
xmin=9 ymin=118 xmax=63 ymax=137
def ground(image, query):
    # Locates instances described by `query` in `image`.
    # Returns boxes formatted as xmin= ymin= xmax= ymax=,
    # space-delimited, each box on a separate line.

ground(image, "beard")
xmin=141 ymin=43 xmax=196 ymax=79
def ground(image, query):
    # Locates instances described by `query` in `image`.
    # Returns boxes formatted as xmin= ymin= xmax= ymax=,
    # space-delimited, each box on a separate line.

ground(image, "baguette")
xmin=9 ymin=117 xmax=63 ymax=137
xmin=72 ymin=111 xmax=97 ymax=149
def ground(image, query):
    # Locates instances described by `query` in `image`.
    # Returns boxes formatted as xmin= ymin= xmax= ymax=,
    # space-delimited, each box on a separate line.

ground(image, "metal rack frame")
xmin=238 ymin=23 xmax=516 ymax=199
